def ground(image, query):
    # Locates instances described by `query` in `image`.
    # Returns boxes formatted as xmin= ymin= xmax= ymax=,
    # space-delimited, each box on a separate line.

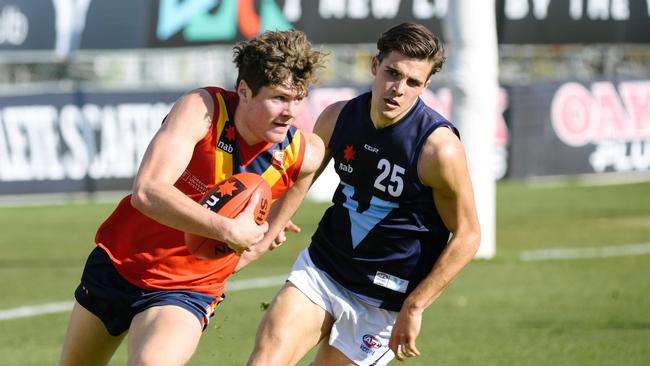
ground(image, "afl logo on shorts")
xmin=360 ymin=334 xmax=382 ymax=354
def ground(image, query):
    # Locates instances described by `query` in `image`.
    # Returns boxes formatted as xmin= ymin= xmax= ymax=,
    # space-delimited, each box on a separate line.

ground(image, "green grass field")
xmin=1 ymin=181 xmax=649 ymax=365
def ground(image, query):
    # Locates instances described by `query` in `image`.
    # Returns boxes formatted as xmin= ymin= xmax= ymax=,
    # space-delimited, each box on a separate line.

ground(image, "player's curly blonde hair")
xmin=233 ymin=29 xmax=326 ymax=98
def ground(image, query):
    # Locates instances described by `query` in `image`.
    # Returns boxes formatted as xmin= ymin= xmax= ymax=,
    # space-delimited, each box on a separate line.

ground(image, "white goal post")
xmin=443 ymin=0 xmax=499 ymax=259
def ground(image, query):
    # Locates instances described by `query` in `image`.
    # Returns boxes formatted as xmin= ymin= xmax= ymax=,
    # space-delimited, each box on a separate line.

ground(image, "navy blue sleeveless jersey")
xmin=308 ymin=92 xmax=459 ymax=311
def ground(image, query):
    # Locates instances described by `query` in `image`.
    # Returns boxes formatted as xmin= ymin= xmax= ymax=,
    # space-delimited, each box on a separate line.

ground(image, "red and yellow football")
xmin=185 ymin=172 xmax=271 ymax=259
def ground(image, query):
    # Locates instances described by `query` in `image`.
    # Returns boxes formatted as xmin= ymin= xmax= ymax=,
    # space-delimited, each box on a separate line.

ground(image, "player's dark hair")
xmin=376 ymin=23 xmax=445 ymax=78
xmin=233 ymin=29 xmax=326 ymax=98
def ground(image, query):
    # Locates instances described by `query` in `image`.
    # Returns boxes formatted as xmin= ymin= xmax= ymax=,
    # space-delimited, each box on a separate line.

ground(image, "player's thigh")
xmin=312 ymin=342 xmax=357 ymax=366
xmin=59 ymin=301 xmax=125 ymax=366
xmin=127 ymin=305 xmax=203 ymax=366
xmin=249 ymin=282 xmax=334 ymax=366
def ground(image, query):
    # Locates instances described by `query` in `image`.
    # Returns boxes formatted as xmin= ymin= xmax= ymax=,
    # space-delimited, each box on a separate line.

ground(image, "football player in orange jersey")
xmin=59 ymin=29 xmax=325 ymax=366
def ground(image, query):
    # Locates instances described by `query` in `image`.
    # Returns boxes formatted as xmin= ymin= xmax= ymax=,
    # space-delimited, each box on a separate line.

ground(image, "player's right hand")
xmin=227 ymin=192 xmax=269 ymax=254
xmin=270 ymin=220 xmax=301 ymax=250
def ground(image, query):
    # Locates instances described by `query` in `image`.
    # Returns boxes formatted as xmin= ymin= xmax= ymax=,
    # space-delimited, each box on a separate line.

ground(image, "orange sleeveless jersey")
xmin=95 ymin=87 xmax=306 ymax=297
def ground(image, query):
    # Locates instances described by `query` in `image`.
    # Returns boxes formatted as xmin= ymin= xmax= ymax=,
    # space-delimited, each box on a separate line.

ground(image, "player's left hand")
xmin=389 ymin=308 xmax=422 ymax=361
xmin=269 ymin=220 xmax=301 ymax=250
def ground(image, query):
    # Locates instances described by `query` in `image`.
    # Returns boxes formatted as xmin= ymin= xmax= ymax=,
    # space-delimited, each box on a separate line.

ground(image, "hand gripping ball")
xmin=185 ymin=172 xmax=271 ymax=259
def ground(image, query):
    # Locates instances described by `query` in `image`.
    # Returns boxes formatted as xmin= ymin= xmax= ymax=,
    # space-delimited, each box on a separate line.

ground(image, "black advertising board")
xmin=0 ymin=84 xmax=509 ymax=195
xmin=0 ymin=90 xmax=180 ymax=194
xmin=0 ymin=0 xmax=55 ymax=50
xmin=80 ymin=1 xmax=151 ymax=50
xmin=149 ymin=0 xmax=650 ymax=46
xmin=496 ymin=0 xmax=650 ymax=44
xmin=2 ymin=0 xmax=650 ymax=52
xmin=507 ymin=79 xmax=650 ymax=178
xmin=148 ymin=0 xmax=446 ymax=46
xmin=0 ymin=0 xmax=150 ymax=51
xmin=1 ymin=79 xmax=649 ymax=195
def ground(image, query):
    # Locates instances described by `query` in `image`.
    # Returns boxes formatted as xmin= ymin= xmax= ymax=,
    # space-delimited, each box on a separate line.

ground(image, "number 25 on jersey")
xmin=374 ymin=158 xmax=404 ymax=197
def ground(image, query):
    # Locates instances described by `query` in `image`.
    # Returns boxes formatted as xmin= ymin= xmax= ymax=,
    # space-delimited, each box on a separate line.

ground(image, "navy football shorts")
xmin=74 ymin=246 xmax=221 ymax=336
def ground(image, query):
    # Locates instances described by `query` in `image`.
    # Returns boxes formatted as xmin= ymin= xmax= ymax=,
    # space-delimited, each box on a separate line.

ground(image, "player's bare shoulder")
xmin=313 ymin=100 xmax=348 ymax=146
xmin=165 ymin=88 xmax=215 ymax=132
xmin=299 ymin=130 xmax=326 ymax=175
xmin=418 ymin=126 xmax=467 ymax=189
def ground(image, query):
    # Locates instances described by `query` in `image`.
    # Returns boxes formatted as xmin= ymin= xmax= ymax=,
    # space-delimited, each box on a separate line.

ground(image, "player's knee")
xmin=247 ymin=346 xmax=289 ymax=366
xmin=129 ymin=351 xmax=182 ymax=366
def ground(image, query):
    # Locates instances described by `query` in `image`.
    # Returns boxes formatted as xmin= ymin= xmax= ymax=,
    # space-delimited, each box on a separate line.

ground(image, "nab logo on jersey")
xmin=218 ymin=125 xmax=236 ymax=153
xmin=339 ymin=145 xmax=356 ymax=173
xmin=217 ymin=140 xmax=233 ymax=153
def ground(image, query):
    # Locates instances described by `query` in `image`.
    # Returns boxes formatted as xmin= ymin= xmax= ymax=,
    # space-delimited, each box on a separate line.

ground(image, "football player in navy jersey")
xmin=247 ymin=23 xmax=481 ymax=366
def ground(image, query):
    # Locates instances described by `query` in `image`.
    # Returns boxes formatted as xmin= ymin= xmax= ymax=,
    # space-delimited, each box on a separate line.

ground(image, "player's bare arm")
xmin=311 ymin=100 xmax=347 ymax=175
xmin=131 ymin=89 xmax=268 ymax=252
xmin=313 ymin=100 xmax=346 ymax=150
xmin=236 ymin=101 xmax=347 ymax=271
xmin=237 ymin=100 xmax=346 ymax=261
xmin=389 ymin=126 xmax=481 ymax=361
xmin=235 ymin=130 xmax=325 ymax=270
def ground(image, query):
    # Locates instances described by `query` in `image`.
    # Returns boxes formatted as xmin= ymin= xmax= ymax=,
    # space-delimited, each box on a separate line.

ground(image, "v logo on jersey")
xmin=340 ymin=183 xmax=398 ymax=249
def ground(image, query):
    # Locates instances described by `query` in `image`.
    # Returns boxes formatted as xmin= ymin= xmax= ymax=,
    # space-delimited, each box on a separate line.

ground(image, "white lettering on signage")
xmin=413 ymin=0 xmax=448 ymax=19
xmin=371 ymin=0 xmax=400 ymax=18
xmin=569 ymin=0 xmax=630 ymax=20
xmin=348 ymin=0 xmax=369 ymax=19
xmin=570 ymin=0 xmax=583 ymax=18
xmin=283 ymin=0 xmax=302 ymax=22
xmin=505 ymin=0 xmax=528 ymax=20
xmin=589 ymin=140 xmax=650 ymax=172
xmin=533 ymin=0 xmax=552 ymax=19
xmin=314 ymin=0 xmax=641 ymax=21
xmin=589 ymin=0 xmax=628 ymax=20
xmin=0 ymin=102 xmax=171 ymax=182
xmin=320 ymin=0 xmax=347 ymax=18
xmin=319 ymin=0 xmax=400 ymax=19
xmin=551 ymin=80 xmax=650 ymax=173
xmin=620 ymin=81 xmax=650 ymax=134
xmin=0 ymin=106 xmax=62 ymax=181
xmin=610 ymin=0 xmax=630 ymax=19
xmin=505 ymin=0 xmax=552 ymax=20
xmin=0 ymin=6 xmax=28 ymax=45
xmin=59 ymin=104 xmax=88 ymax=180
xmin=551 ymin=81 xmax=650 ymax=147
xmin=503 ymin=0 xmax=632 ymax=21
xmin=0 ymin=114 xmax=10 ymax=180
xmin=0 ymin=107 xmax=29 ymax=180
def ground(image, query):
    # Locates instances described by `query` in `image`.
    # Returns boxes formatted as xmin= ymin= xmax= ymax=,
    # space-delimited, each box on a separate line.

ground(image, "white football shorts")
xmin=287 ymin=249 xmax=397 ymax=366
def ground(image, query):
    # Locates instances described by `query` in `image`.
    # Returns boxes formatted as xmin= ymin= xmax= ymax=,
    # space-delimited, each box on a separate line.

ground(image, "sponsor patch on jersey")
xmin=364 ymin=143 xmax=379 ymax=153
xmin=217 ymin=140 xmax=234 ymax=153
xmin=343 ymin=145 xmax=356 ymax=161
xmin=360 ymin=334 xmax=382 ymax=355
xmin=272 ymin=149 xmax=285 ymax=169
xmin=373 ymin=271 xmax=409 ymax=293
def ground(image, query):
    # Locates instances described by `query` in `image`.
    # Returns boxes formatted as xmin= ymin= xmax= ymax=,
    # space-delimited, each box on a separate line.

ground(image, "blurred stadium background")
xmin=0 ymin=1 xmax=649 ymax=365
